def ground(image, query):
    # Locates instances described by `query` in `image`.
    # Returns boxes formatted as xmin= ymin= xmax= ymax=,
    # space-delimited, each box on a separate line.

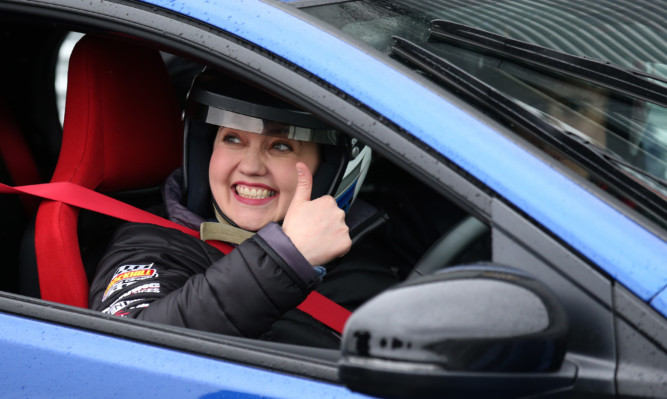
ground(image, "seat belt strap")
xmin=0 ymin=181 xmax=351 ymax=334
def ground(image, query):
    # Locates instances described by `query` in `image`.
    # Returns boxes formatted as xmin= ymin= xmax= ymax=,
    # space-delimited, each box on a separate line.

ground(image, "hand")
xmin=282 ymin=162 xmax=351 ymax=266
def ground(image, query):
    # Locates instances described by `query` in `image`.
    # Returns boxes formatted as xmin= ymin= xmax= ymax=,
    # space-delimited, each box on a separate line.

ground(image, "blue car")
xmin=0 ymin=0 xmax=665 ymax=397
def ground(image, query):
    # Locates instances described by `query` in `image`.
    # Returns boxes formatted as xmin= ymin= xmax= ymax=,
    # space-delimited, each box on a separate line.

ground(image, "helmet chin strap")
xmin=212 ymin=200 xmax=238 ymax=226
xmin=199 ymin=201 xmax=255 ymax=244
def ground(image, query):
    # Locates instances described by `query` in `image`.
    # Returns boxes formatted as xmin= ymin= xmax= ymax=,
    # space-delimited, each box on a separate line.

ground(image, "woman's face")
xmin=209 ymin=126 xmax=320 ymax=231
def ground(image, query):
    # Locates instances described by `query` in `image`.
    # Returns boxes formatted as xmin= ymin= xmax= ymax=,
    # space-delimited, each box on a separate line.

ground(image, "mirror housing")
xmin=339 ymin=264 xmax=575 ymax=398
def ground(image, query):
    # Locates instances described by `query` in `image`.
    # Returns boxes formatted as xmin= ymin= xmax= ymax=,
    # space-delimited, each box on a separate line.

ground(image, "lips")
xmin=233 ymin=183 xmax=277 ymax=201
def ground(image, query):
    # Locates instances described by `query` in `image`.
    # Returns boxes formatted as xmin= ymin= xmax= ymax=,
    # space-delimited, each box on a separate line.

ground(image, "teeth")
xmin=236 ymin=185 xmax=275 ymax=199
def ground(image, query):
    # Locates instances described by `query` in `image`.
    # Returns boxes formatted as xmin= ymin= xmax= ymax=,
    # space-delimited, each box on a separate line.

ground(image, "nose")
xmin=238 ymin=146 xmax=267 ymax=176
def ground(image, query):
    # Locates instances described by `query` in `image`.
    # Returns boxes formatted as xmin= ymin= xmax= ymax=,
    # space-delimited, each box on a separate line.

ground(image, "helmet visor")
xmin=204 ymin=107 xmax=341 ymax=145
xmin=187 ymin=88 xmax=342 ymax=146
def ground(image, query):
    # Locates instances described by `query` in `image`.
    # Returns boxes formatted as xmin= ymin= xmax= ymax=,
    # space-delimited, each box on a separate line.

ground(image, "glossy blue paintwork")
xmin=0 ymin=312 xmax=368 ymax=398
xmin=141 ymin=0 xmax=666 ymax=313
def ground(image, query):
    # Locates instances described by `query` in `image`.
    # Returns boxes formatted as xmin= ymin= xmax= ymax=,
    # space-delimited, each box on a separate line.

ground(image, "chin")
xmin=234 ymin=217 xmax=271 ymax=232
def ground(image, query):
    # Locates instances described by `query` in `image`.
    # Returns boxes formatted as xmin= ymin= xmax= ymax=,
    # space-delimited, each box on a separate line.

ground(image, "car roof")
xmin=128 ymin=0 xmax=667 ymax=316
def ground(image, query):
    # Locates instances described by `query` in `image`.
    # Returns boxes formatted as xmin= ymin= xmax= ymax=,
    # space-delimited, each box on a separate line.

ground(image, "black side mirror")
xmin=339 ymin=264 xmax=576 ymax=398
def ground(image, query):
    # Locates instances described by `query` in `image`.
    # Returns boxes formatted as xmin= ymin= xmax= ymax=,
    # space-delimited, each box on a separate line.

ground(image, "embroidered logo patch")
xmin=102 ymin=298 xmax=143 ymax=316
xmin=103 ymin=263 xmax=158 ymax=302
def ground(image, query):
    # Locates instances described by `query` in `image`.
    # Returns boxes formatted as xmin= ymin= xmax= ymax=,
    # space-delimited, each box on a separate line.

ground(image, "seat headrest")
xmin=53 ymin=35 xmax=182 ymax=191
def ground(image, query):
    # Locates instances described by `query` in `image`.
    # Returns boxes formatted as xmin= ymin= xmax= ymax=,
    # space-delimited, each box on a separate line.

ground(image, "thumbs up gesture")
xmin=282 ymin=162 xmax=351 ymax=266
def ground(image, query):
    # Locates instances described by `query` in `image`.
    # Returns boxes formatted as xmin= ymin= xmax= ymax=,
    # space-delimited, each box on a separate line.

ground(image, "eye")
xmin=272 ymin=141 xmax=293 ymax=152
xmin=222 ymin=133 xmax=242 ymax=145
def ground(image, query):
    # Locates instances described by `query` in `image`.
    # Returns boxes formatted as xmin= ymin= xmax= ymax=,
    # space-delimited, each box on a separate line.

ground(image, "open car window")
xmin=0 ymin=17 xmax=492 ymax=353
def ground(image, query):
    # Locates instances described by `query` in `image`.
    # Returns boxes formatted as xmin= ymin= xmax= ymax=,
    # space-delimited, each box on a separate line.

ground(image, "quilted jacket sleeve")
xmin=89 ymin=222 xmax=319 ymax=338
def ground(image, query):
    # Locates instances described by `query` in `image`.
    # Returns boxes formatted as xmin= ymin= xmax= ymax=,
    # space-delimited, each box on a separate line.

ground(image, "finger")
xmin=290 ymin=162 xmax=313 ymax=206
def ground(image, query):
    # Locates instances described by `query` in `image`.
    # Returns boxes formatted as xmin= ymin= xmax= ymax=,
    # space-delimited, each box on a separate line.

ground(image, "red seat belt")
xmin=0 ymin=181 xmax=351 ymax=334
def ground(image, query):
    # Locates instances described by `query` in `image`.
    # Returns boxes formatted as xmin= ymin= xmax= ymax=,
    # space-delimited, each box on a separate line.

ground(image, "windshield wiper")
xmin=391 ymin=36 xmax=667 ymax=225
xmin=572 ymin=135 xmax=667 ymax=197
xmin=523 ymin=105 xmax=667 ymax=195
xmin=429 ymin=20 xmax=667 ymax=107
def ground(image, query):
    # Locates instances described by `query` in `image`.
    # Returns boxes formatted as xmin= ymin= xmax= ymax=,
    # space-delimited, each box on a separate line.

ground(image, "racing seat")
xmin=21 ymin=35 xmax=182 ymax=307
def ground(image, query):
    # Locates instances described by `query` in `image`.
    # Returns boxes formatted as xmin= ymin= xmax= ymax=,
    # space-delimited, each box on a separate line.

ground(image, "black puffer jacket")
xmin=90 ymin=169 xmax=401 ymax=344
xmin=89 ymin=171 xmax=320 ymax=338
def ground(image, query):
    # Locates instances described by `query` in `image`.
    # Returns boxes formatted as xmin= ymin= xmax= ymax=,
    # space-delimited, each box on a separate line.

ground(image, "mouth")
xmin=233 ymin=183 xmax=277 ymax=200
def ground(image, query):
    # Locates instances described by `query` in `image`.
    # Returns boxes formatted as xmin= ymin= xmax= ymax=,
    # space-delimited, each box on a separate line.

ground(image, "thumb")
xmin=290 ymin=162 xmax=313 ymax=206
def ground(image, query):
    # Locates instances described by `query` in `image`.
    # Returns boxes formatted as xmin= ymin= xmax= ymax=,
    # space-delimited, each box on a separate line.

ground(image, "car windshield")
xmin=295 ymin=0 xmax=667 ymax=226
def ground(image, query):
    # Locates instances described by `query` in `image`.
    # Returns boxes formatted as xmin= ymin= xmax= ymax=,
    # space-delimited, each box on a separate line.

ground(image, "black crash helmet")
xmin=182 ymin=69 xmax=372 ymax=219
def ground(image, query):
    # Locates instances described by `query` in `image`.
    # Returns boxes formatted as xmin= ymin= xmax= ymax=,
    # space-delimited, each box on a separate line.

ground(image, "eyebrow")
xmin=262 ymin=124 xmax=291 ymax=138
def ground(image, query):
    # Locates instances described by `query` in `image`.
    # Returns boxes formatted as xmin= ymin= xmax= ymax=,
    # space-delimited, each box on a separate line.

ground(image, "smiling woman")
xmin=208 ymin=128 xmax=321 ymax=232
xmin=88 ymin=67 xmax=384 ymax=345
xmin=186 ymin=70 xmax=340 ymax=234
